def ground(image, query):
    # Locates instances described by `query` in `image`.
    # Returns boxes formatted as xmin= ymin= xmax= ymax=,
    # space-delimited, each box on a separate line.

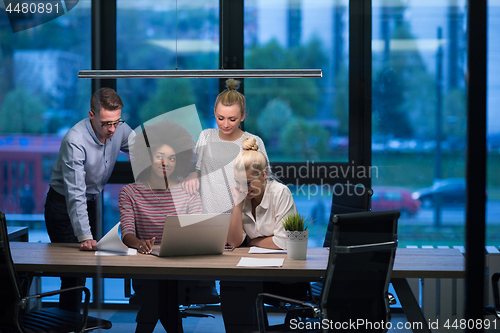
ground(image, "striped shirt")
xmin=119 ymin=182 xmax=202 ymax=244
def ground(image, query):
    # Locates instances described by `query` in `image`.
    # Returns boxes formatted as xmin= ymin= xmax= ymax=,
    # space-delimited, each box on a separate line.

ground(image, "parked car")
xmin=411 ymin=178 xmax=466 ymax=208
xmin=372 ymin=187 xmax=420 ymax=218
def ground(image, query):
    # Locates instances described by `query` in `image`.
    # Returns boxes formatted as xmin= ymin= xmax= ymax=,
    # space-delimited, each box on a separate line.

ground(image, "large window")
xmin=371 ymin=0 xmax=469 ymax=247
xmin=99 ymin=1 xmax=221 ymax=303
xmin=242 ymin=0 xmax=350 ymax=248
xmin=244 ymin=0 xmax=349 ymax=163
xmin=116 ymin=0 xmax=220 ymax=132
xmin=0 ymin=0 xmax=91 ymax=303
xmin=0 ymin=0 xmax=91 ymax=234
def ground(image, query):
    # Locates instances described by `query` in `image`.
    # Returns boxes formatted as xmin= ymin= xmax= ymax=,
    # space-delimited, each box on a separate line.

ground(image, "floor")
xmin=89 ymin=307 xmax=414 ymax=333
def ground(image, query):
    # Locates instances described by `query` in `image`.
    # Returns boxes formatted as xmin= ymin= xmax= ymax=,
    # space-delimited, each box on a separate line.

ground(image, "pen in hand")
xmin=138 ymin=237 xmax=155 ymax=254
xmin=145 ymin=237 xmax=155 ymax=254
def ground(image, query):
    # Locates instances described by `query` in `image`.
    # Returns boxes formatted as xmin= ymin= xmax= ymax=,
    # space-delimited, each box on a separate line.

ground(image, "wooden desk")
xmin=11 ymin=243 xmax=328 ymax=281
xmin=11 ymin=243 xmax=464 ymax=333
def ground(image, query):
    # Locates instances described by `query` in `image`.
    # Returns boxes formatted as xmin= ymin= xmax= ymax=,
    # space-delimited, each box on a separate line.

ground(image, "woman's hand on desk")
xmin=123 ymin=234 xmax=155 ymax=254
xmin=80 ymin=239 xmax=97 ymax=251
xmin=137 ymin=237 xmax=155 ymax=254
xmin=181 ymin=172 xmax=200 ymax=195
xmin=123 ymin=234 xmax=156 ymax=254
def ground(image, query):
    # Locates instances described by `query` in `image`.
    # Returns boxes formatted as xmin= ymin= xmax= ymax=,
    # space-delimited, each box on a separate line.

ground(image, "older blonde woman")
xmin=221 ymin=137 xmax=301 ymax=333
xmin=227 ymin=137 xmax=297 ymax=249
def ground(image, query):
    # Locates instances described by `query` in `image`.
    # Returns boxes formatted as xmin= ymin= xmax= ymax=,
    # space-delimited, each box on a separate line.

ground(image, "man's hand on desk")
xmin=80 ymin=239 xmax=97 ymax=251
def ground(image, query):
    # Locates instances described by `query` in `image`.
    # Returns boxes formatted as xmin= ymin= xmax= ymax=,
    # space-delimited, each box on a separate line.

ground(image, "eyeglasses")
xmin=100 ymin=119 xmax=125 ymax=129
xmin=90 ymin=110 xmax=125 ymax=129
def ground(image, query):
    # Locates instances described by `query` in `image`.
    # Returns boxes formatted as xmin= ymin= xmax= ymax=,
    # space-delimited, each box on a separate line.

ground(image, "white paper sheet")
xmin=95 ymin=222 xmax=137 ymax=256
xmin=248 ymin=246 xmax=287 ymax=254
xmin=237 ymin=257 xmax=284 ymax=267
xmin=95 ymin=248 xmax=137 ymax=256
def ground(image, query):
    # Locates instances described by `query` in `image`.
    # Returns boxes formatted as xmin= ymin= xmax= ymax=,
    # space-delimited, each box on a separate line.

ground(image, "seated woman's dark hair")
xmin=130 ymin=121 xmax=196 ymax=180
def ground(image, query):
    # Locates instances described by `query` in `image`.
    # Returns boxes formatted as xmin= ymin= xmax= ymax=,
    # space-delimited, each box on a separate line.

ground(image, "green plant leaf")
xmin=282 ymin=213 xmax=313 ymax=231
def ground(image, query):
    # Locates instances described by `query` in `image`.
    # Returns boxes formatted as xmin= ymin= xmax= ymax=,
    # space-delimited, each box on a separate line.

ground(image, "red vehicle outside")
xmin=0 ymin=135 xmax=61 ymax=214
xmin=372 ymin=187 xmax=420 ymax=218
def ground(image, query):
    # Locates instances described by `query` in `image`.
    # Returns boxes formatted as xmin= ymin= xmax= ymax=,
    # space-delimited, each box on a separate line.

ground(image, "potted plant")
xmin=282 ymin=213 xmax=312 ymax=260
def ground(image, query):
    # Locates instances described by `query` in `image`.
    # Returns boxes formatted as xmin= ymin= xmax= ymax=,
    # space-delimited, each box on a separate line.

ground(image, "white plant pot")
xmin=286 ymin=230 xmax=309 ymax=260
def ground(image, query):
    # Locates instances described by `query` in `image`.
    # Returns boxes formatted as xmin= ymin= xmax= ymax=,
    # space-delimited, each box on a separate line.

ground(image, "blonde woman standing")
xmin=182 ymin=79 xmax=269 ymax=214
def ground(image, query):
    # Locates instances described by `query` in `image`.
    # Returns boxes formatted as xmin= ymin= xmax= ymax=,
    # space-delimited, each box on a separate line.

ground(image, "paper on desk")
xmin=237 ymin=257 xmax=284 ymax=267
xmin=95 ymin=222 xmax=137 ymax=256
xmin=95 ymin=248 xmax=137 ymax=256
xmin=248 ymin=246 xmax=287 ymax=254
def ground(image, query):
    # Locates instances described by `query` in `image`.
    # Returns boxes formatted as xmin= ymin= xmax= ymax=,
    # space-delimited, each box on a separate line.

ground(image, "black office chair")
xmin=485 ymin=272 xmax=500 ymax=318
xmin=256 ymin=210 xmax=400 ymax=333
xmin=0 ymin=211 xmax=112 ymax=333
xmin=308 ymin=183 xmax=373 ymax=301
xmin=259 ymin=183 xmax=374 ymax=322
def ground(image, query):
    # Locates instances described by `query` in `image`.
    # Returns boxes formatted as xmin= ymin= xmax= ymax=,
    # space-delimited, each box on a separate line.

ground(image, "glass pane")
xmin=41 ymin=277 xmax=94 ymax=303
xmin=244 ymin=0 xmax=349 ymax=162
xmin=104 ymin=278 xmax=127 ymax=304
xmin=103 ymin=183 xmax=123 ymax=236
xmin=114 ymin=0 xmax=219 ymax=305
xmin=0 ymin=0 xmax=91 ymax=307
xmin=289 ymin=185 xmax=331 ymax=247
xmin=117 ymin=0 xmax=219 ymax=130
xmin=0 ymin=1 xmax=91 ymax=238
xmin=487 ymin=2 xmax=500 ymax=246
xmin=372 ymin=0 xmax=468 ymax=247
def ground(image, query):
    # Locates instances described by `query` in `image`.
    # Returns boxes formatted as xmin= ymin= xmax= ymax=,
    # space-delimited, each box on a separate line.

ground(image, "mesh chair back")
xmin=320 ymin=210 xmax=399 ymax=329
xmin=323 ymin=183 xmax=373 ymax=247
xmin=0 ymin=212 xmax=23 ymax=331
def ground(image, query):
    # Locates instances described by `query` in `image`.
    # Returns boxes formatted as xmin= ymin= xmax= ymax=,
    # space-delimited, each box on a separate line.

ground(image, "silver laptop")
xmin=151 ymin=213 xmax=231 ymax=257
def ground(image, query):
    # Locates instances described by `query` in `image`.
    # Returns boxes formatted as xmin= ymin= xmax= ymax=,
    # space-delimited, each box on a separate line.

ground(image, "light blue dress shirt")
xmin=49 ymin=118 xmax=132 ymax=241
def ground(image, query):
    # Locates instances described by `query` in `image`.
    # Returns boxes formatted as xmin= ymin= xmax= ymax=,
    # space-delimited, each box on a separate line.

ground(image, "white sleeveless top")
xmin=195 ymin=129 xmax=268 ymax=214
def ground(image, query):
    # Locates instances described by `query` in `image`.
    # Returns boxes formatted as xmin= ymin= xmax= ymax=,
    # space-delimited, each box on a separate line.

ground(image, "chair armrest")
xmin=18 ymin=286 xmax=91 ymax=333
xmin=333 ymin=240 xmax=398 ymax=254
xmin=20 ymin=286 xmax=90 ymax=305
xmin=256 ymin=293 xmax=320 ymax=333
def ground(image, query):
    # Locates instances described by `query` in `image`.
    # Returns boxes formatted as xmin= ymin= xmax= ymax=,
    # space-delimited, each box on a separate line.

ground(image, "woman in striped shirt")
xmin=119 ymin=122 xmax=202 ymax=252
xmin=119 ymin=121 xmax=201 ymax=333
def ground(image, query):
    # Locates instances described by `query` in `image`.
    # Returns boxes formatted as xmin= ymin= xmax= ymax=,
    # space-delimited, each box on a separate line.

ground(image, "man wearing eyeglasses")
xmin=44 ymin=87 xmax=132 ymax=312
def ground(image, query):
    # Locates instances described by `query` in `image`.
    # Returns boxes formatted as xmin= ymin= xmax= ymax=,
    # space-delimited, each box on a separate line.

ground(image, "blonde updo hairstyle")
xmin=214 ymin=79 xmax=246 ymax=116
xmin=233 ymin=137 xmax=268 ymax=177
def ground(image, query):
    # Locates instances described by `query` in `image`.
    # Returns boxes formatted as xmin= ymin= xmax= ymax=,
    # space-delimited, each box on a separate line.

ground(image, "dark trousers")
xmin=220 ymin=281 xmax=311 ymax=333
xmin=132 ymin=279 xmax=183 ymax=333
xmin=220 ymin=281 xmax=263 ymax=333
xmin=44 ymin=187 xmax=98 ymax=313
